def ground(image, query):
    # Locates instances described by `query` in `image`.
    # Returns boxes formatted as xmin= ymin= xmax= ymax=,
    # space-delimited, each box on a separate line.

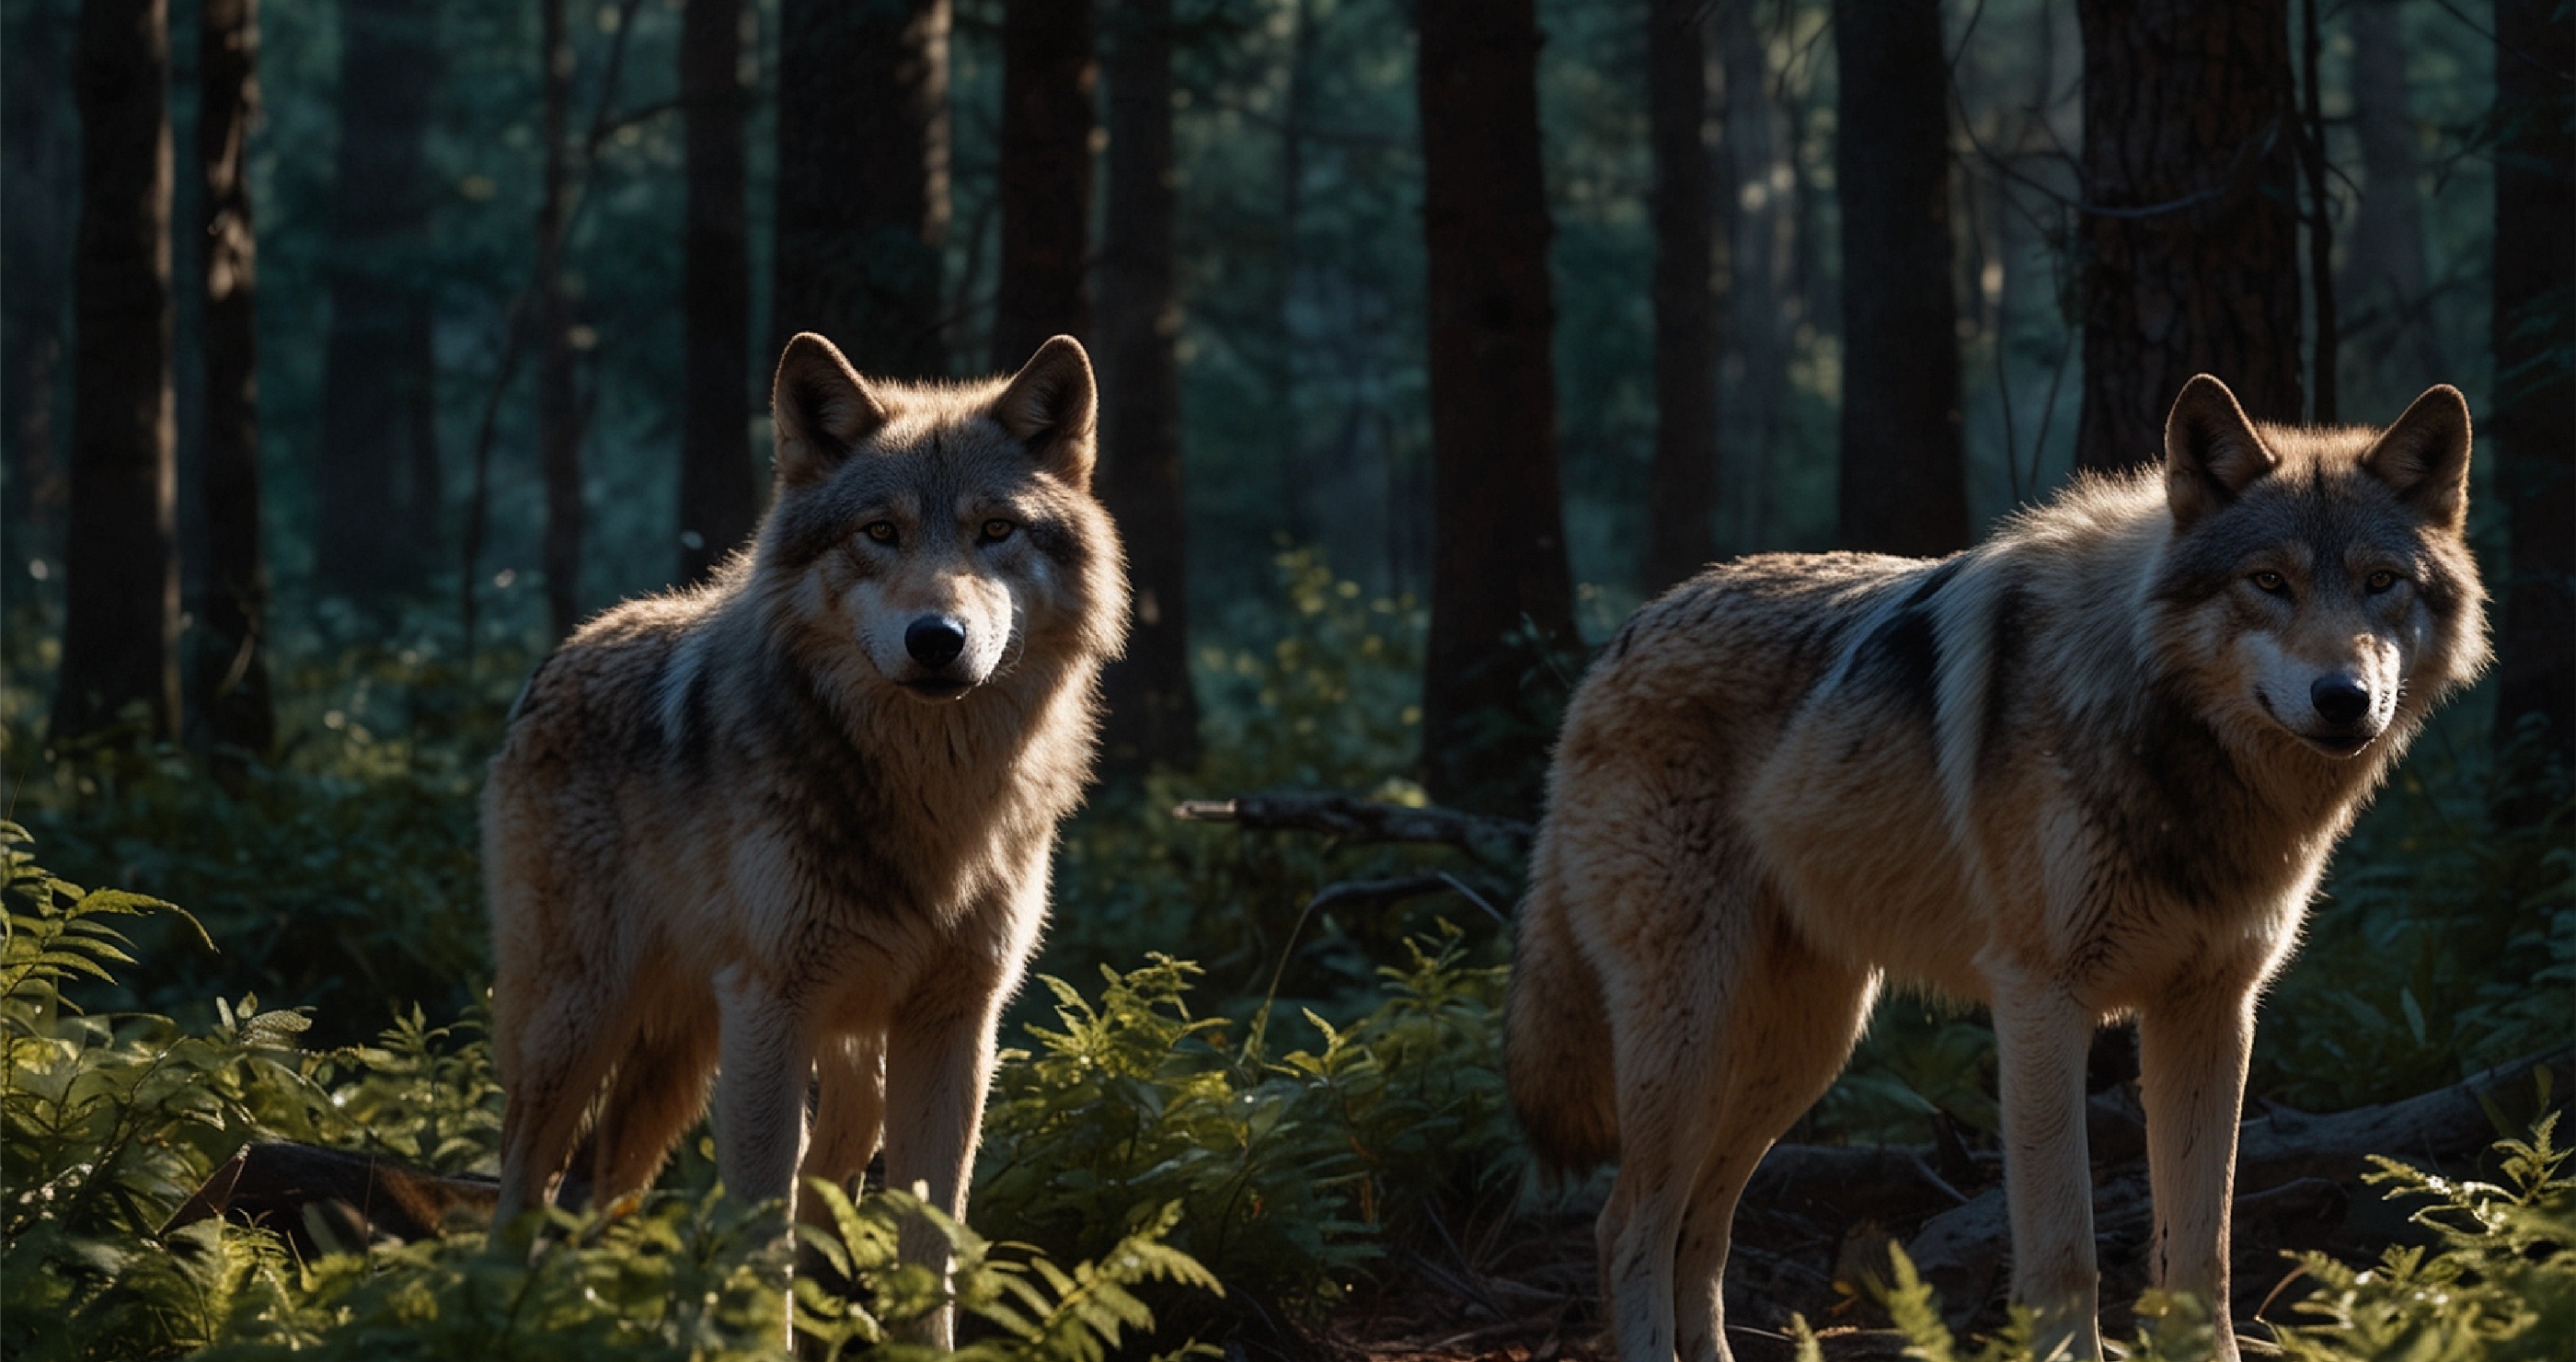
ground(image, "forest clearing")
xmin=3 ymin=0 xmax=2570 ymax=1357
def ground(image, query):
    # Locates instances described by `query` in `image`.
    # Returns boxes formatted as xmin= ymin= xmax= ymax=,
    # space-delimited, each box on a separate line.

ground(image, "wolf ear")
xmin=2164 ymin=375 xmax=2277 ymax=531
xmin=2363 ymin=384 xmax=2472 ymax=529
xmin=771 ymin=333 xmax=889 ymax=486
xmin=990 ymin=335 xmax=1098 ymax=489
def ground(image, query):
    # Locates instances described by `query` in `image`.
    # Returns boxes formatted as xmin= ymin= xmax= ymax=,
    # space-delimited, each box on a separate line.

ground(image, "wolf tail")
xmin=1504 ymin=863 xmax=1619 ymax=1171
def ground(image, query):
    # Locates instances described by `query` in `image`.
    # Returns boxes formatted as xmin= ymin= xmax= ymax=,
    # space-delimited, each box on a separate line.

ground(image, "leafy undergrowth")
xmin=1834 ymin=1114 xmax=2573 ymax=1362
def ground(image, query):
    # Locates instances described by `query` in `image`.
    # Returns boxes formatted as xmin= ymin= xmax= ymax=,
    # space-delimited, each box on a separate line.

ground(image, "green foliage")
xmin=1825 ymin=1117 xmax=2573 ymax=1362
xmin=977 ymin=924 xmax=1520 ymax=1312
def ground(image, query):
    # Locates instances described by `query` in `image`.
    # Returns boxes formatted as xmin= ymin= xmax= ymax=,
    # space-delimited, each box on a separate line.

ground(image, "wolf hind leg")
xmin=587 ymin=1022 xmax=721 ymax=1209
xmin=1594 ymin=871 xmax=1771 ymax=1362
xmin=1671 ymin=917 xmax=1877 ymax=1362
xmin=798 ymin=1030 xmax=889 ymax=1224
xmin=493 ymin=982 xmax=635 ymax=1235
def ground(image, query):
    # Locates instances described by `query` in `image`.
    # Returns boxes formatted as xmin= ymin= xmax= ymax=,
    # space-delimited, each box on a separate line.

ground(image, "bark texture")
xmin=1715 ymin=0 xmax=1791 ymax=550
xmin=2 ymin=0 xmax=75 ymax=564
xmin=1414 ymin=0 xmax=1577 ymax=813
xmin=1834 ymin=0 xmax=1968 ymax=557
xmin=988 ymin=0 xmax=1094 ymax=368
xmin=537 ymin=0 xmax=581 ymax=639
xmin=774 ymin=0 xmax=949 ymax=378
xmin=2073 ymin=0 xmax=2303 ymax=470
xmin=2489 ymin=0 xmax=2576 ymax=788
xmin=194 ymin=0 xmax=271 ymax=758
xmin=1094 ymin=0 xmax=1198 ymax=774
xmin=313 ymin=0 xmax=438 ymax=600
xmin=1641 ymin=0 xmax=1719 ymax=592
xmin=2341 ymin=0 xmax=2439 ymax=385
xmin=56 ymin=0 xmax=178 ymax=741
xmin=678 ymin=0 xmax=754 ymax=583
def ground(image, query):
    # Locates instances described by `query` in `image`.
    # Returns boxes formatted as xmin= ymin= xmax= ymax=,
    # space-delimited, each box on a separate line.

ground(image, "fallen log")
xmin=165 ymin=1142 xmax=498 ymax=1257
xmin=1171 ymin=792 xmax=1533 ymax=856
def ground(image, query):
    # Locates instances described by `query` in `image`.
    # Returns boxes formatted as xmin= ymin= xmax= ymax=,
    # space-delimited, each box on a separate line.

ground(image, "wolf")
xmin=1505 ymin=377 xmax=2487 ymax=1361
xmin=484 ymin=332 xmax=1127 ymax=1345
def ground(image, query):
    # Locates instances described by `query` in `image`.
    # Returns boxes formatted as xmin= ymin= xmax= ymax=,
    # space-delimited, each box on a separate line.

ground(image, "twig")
xmin=1171 ymin=792 xmax=1533 ymax=854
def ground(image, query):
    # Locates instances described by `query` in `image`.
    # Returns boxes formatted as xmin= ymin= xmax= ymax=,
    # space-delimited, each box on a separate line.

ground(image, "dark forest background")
xmin=1 ymin=1 xmax=2570 ymax=1356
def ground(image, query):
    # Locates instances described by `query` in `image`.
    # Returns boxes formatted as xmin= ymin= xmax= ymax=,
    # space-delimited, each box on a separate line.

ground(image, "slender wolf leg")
xmin=588 ymin=1023 xmax=721 ymax=1208
xmin=1988 ymin=977 xmax=2103 ymax=1360
xmin=1596 ymin=880 xmax=1765 ymax=1362
xmin=882 ymin=997 xmax=1003 ymax=1351
xmin=2138 ymin=982 xmax=2256 ymax=1362
xmin=711 ymin=966 xmax=817 ymax=1220
xmin=1672 ymin=922 xmax=1877 ymax=1362
xmin=494 ymin=986 xmax=632 ymax=1235
xmin=799 ymin=1030 xmax=889 ymax=1225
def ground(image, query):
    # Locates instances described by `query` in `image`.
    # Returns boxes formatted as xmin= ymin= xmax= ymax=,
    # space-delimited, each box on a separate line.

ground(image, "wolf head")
xmin=2150 ymin=375 xmax=2488 ymax=760
xmin=750 ymin=332 xmax=1128 ymax=703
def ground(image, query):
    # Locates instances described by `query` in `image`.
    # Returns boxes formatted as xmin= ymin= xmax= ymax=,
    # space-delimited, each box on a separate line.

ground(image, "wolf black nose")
xmin=905 ymin=616 xmax=968 ymax=667
xmin=2311 ymin=675 xmax=2370 ymax=726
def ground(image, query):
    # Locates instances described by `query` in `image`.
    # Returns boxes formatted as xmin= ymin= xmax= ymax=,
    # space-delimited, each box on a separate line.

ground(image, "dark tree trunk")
xmin=1413 ymin=0 xmax=1577 ymax=814
xmin=193 ymin=0 xmax=270 ymax=761
xmin=538 ymin=0 xmax=582 ymax=640
xmin=2073 ymin=0 xmax=2303 ymax=470
xmin=2489 ymin=0 xmax=2576 ymax=793
xmin=988 ymin=0 xmax=1093 ymax=368
xmin=2297 ymin=0 xmax=2337 ymax=422
xmin=313 ymin=0 xmax=437 ymax=602
xmin=3 ymin=0 xmax=75 ymax=568
xmin=2341 ymin=0 xmax=2439 ymax=384
xmin=55 ymin=0 xmax=178 ymax=742
xmin=1640 ymin=0 xmax=1719 ymax=592
xmin=1715 ymin=0 xmax=1790 ymax=551
xmin=1093 ymin=0 xmax=1197 ymax=775
xmin=678 ymin=0 xmax=754 ymax=583
xmin=1834 ymin=0 xmax=1968 ymax=557
xmin=773 ymin=0 xmax=949 ymax=378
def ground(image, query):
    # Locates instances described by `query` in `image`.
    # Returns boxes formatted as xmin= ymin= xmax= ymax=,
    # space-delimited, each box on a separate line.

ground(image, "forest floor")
xmin=1308 ymin=1047 xmax=2569 ymax=1362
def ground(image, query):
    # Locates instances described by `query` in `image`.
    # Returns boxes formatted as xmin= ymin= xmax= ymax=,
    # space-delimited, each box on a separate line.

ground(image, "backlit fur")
xmin=1504 ymin=378 xmax=2485 ymax=1362
xmin=485 ymin=333 xmax=1127 ymax=1346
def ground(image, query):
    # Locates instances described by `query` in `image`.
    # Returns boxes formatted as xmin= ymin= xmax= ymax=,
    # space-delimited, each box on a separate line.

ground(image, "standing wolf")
xmin=1507 ymin=377 xmax=2487 ymax=1361
xmin=485 ymin=332 xmax=1126 ymax=1344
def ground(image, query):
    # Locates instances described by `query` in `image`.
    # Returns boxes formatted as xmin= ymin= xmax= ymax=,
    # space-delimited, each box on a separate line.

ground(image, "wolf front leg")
xmin=2138 ymin=979 xmax=2257 ymax=1362
xmin=711 ymin=964 xmax=818 ymax=1346
xmin=882 ymin=990 xmax=1005 ymax=1350
xmin=1987 ymin=978 xmax=2104 ymax=1360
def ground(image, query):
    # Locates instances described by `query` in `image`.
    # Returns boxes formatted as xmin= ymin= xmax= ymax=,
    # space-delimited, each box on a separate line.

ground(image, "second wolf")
xmin=1506 ymin=377 xmax=2487 ymax=1361
xmin=484 ymin=333 xmax=1126 ymax=1345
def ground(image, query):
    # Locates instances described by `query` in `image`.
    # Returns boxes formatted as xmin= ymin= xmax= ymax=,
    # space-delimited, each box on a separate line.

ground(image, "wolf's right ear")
xmin=771 ymin=333 xmax=889 ymax=486
xmin=2163 ymin=375 xmax=2277 ymax=531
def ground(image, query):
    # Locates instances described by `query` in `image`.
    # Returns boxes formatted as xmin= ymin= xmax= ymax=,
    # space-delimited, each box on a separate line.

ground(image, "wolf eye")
xmin=2249 ymin=570 xmax=2289 ymax=595
xmin=2364 ymin=569 xmax=2402 ymax=594
xmin=979 ymin=518 xmax=1016 ymax=544
xmin=861 ymin=521 xmax=897 ymax=546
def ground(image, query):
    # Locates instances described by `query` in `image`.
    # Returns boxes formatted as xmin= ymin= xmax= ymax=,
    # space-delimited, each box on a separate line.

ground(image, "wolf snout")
xmin=2309 ymin=674 xmax=2371 ymax=727
xmin=905 ymin=616 xmax=969 ymax=667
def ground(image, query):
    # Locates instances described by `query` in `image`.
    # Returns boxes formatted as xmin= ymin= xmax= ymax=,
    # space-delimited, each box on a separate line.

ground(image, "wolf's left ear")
xmin=2164 ymin=374 xmax=2277 ymax=531
xmin=991 ymin=335 xmax=1098 ymax=489
xmin=2363 ymin=384 xmax=2472 ymax=529
xmin=772 ymin=333 xmax=890 ymax=486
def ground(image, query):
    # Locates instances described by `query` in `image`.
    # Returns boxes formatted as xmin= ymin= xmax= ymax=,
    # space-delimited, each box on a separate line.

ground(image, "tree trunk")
xmin=55 ymin=0 xmax=178 ymax=742
xmin=313 ymin=0 xmax=437 ymax=602
xmin=193 ymin=0 xmax=270 ymax=761
xmin=2489 ymin=0 xmax=2575 ymax=795
xmin=1413 ymin=0 xmax=1577 ymax=814
xmin=537 ymin=0 xmax=582 ymax=640
xmin=2296 ymin=0 xmax=2337 ymax=422
xmin=1834 ymin=0 xmax=1968 ymax=557
xmin=1640 ymin=0 xmax=1719 ymax=592
xmin=2073 ymin=0 xmax=2303 ymax=470
xmin=2340 ymin=0 xmax=2439 ymax=386
xmin=1093 ymin=0 xmax=1197 ymax=776
xmin=677 ymin=0 xmax=754 ymax=583
xmin=3 ymin=0 xmax=75 ymax=570
xmin=988 ymin=0 xmax=1093 ymax=368
xmin=773 ymin=0 xmax=949 ymax=378
xmin=1715 ymin=0 xmax=1790 ymax=551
